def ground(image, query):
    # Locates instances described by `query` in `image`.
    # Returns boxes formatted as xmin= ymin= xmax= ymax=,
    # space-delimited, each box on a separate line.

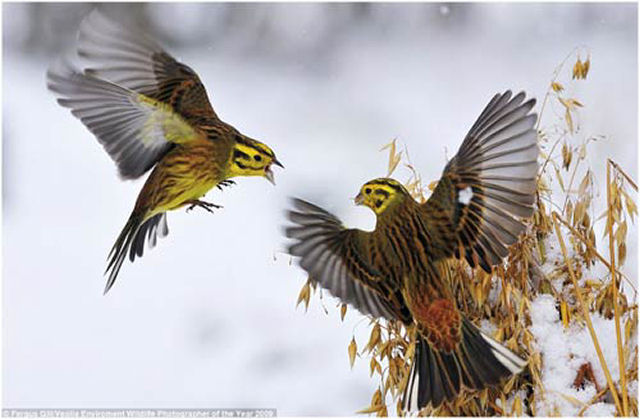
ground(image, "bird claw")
xmin=186 ymin=200 xmax=222 ymax=214
xmin=217 ymin=180 xmax=236 ymax=190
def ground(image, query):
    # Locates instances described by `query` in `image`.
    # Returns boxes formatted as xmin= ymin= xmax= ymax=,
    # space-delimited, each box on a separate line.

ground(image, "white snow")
xmin=458 ymin=186 xmax=473 ymax=206
xmin=529 ymin=294 xmax=634 ymax=416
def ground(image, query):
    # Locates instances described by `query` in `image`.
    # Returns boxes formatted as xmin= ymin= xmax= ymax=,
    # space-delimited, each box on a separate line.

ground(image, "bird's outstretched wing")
xmin=77 ymin=9 xmax=218 ymax=123
xmin=285 ymin=198 xmax=400 ymax=321
xmin=420 ymin=90 xmax=538 ymax=272
xmin=47 ymin=59 xmax=203 ymax=179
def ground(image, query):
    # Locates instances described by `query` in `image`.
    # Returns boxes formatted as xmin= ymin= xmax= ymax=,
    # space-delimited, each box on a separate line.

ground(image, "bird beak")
xmin=354 ymin=193 xmax=364 ymax=205
xmin=265 ymin=166 xmax=276 ymax=185
xmin=265 ymin=158 xmax=283 ymax=185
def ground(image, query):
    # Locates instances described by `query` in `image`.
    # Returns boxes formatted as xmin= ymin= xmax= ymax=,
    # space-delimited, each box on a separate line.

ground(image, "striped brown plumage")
xmin=47 ymin=10 xmax=281 ymax=293
xmin=285 ymin=90 xmax=536 ymax=411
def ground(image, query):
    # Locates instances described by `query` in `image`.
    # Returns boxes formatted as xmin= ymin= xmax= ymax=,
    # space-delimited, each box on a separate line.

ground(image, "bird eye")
xmin=365 ymin=188 xmax=372 ymax=194
xmin=254 ymin=155 xmax=262 ymax=162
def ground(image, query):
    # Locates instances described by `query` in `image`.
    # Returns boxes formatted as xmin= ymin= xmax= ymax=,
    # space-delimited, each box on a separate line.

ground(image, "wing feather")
xmin=285 ymin=198 xmax=398 ymax=321
xmin=77 ymin=9 xmax=217 ymax=122
xmin=47 ymin=59 xmax=202 ymax=179
xmin=421 ymin=90 xmax=538 ymax=271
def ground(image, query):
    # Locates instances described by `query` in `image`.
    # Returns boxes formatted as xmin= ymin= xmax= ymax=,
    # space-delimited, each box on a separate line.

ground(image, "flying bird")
xmin=285 ymin=90 xmax=536 ymax=411
xmin=47 ymin=10 xmax=282 ymax=293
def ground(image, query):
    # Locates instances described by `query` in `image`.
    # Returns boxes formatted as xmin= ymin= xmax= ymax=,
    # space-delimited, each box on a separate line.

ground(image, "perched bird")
xmin=285 ymin=91 xmax=537 ymax=411
xmin=47 ymin=10 xmax=282 ymax=294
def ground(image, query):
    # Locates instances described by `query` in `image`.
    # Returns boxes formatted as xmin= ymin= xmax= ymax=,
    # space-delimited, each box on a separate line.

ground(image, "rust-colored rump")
xmin=413 ymin=298 xmax=462 ymax=352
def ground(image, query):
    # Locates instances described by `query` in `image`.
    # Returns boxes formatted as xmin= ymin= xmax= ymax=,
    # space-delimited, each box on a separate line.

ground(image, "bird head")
xmin=354 ymin=178 xmax=409 ymax=215
xmin=228 ymin=135 xmax=283 ymax=184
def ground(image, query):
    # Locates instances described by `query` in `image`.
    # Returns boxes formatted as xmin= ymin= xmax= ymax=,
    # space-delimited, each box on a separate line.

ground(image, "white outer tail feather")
xmin=479 ymin=331 xmax=528 ymax=374
xmin=402 ymin=333 xmax=528 ymax=414
xmin=404 ymin=358 xmax=420 ymax=413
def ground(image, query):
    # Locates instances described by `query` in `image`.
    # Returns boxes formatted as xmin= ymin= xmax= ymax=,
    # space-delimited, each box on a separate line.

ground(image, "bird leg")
xmin=185 ymin=200 xmax=222 ymax=214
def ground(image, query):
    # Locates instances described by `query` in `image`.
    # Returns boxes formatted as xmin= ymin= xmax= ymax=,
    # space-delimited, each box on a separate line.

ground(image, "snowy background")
xmin=3 ymin=3 xmax=637 ymax=415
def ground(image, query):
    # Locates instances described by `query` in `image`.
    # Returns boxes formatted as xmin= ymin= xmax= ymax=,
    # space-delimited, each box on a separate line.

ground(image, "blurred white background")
xmin=3 ymin=3 xmax=637 ymax=415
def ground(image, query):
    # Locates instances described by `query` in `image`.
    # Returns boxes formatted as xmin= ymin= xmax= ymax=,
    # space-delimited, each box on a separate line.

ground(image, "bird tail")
xmin=402 ymin=317 xmax=527 ymax=412
xmin=103 ymin=212 xmax=168 ymax=294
